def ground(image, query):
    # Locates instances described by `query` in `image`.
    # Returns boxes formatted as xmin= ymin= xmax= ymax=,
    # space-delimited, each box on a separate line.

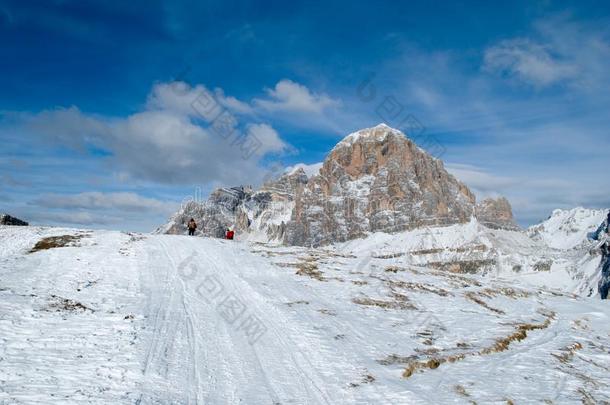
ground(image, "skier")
xmin=225 ymin=228 xmax=234 ymax=240
xmin=187 ymin=218 xmax=197 ymax=236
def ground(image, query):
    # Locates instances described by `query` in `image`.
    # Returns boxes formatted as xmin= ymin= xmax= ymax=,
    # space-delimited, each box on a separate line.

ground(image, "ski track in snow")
xmin=1 ymin=225 xmax=610 ymax=404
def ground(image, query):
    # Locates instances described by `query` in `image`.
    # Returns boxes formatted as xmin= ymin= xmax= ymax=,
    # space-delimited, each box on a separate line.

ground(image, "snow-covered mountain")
xmin=158 ymin=124 xmax=517 ymax=245
xmin=524 ymin=207 xmax=609 ymax=297
xmin=527 ymin=207 xmax=607 ymax=250
xmin=1 ymin=129 xmax=608 ymax=402
xmin=157 ymin=125 xmax=610 ymax=297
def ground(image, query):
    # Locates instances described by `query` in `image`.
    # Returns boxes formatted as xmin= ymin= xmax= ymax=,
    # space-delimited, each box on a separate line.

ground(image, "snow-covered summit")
xmin=159 ymin=124 xmax=518 ymax=246
xmin=284 ymin=162 xmax=323 ymax=178
xmin=332 ymin=123 xmax=404 ymax=151
xmin=527 ymin=207 xmax=608 ymax=250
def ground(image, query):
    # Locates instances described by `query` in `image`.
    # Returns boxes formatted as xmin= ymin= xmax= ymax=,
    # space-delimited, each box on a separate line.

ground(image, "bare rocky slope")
xmin=158 ymin=124 xmax=517 ymax=245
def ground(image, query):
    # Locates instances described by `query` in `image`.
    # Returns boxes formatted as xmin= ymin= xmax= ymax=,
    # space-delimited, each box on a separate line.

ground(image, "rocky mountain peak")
xmin=475 ymin=197 xmax=519 ymax=230
xmin=159 ymin=124 xmax=517 ymax=246
xmin=283 ymin=124 xmax=477 ymax=245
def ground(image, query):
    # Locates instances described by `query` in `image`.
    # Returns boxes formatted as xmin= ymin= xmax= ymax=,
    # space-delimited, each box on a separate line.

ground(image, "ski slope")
xmin=1 ymin=225 xmax=609 ymax=404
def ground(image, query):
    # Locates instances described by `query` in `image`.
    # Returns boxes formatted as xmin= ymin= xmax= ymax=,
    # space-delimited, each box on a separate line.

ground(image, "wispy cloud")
xmin=253 ymin=79 xmax=340 ymax=114
xmin=483 ymin=14 xmax=610 ymax=90
xmin=33 ymin=192 xmax=177 ymax=213
xmin=8 ymin=82 xmax=294 ymax=187
xmin=484 ymin=38 xmax=578 ymax=87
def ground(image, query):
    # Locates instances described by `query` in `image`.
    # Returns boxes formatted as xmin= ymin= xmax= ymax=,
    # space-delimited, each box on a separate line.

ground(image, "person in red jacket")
xmin=225 ymin=228 xmax=234 ymax=240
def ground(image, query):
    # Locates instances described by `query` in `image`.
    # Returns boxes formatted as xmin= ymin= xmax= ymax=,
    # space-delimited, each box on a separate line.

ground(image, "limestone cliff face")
xmin=156 ymin=170 xmax=308 ymax=241
xmin=284 ymin=124 xmax=476 ymax=245
xmin=475 ymin=197 xmax=519 ymax=230
xmin=158 ymin=124 xmax=517 ymax=246
xmin=158 ymin=186 xmax=254 ymax=238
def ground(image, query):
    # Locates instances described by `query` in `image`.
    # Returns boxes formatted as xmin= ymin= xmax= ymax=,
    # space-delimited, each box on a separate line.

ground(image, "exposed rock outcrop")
xmin=284 ymin=124 xmax=476 ymax=245
xmin=156 ymin=169 xmax=308 ymax=242
xmin=475 ymin=197 xmax=519 ymax=230
xmin=0 ymin=214 xmax=28 ymax=226
xmin=158 ymin=186 xmax=254 ymax=238
xmin=159 ymin=124 xmax=517 ymax=246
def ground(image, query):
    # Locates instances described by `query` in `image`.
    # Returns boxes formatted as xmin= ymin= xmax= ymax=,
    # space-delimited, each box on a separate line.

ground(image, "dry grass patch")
xmin=277 ymin=259 xmax=326 ymax=281
xmin=571 ymin=318 xmax=590 ymax=331
xmin=428 ymin=259 xmax=495 ymax=274
xmin=409 ymin=248 xmax=444 ymax=255
xmin=454 ymin=384 xmax=470 ymax=397
xmin=400 ymin=312 xmax=555 ymax=379
xmin=389 ymin=280 xmax=452 ymax=297
xmin=409 ymin=244 xmax=487 ymax=256
xmin=385 ymin=266 xmax=406 ymax=273
xmin=30 ymin=234 xmax=84 ymax=253
xmin=464 ymin=291 xmax=505 ymax=315
xmin=349 ymin=373 xmax=376 ymax=388
xmin=478 ymin=317 xmax=553 ymax=355
xmin=295 ymin=262 xmax=325 ymax=281
xmin=481 ymin=287 xmax=533 ymax=299
xmin=429 ymin=270 xmax=483 ymax=287
xmin=552 ymin=342 xmax=583 ymax=364
xmin=377 ymin=354 xmax=416 ymax=366
xmin=285 ymin=300 xmax=309 ymax=307
xmin=46 ymin=295 xmax=94 ymax=313
xmin=372 ymin=252 xmax=405 ymax=259
xmin=319 ymin=250 xmax=357 ymax=259
xmin=352 ymin=295 xmax=416 ymax=310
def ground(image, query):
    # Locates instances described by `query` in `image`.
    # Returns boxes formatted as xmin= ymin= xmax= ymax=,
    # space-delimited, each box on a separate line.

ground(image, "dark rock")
xmin=0 ymin=214 xmax=28 ymax=226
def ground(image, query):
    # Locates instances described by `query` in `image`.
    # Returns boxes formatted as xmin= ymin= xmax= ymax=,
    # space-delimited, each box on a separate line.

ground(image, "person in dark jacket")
xmin=187 ymin=218 xmax=197 ymax=236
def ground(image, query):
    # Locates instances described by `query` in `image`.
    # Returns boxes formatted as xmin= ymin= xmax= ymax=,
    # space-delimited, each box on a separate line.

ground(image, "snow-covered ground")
xmin=1 ymin=224 xmax=609 ymax=404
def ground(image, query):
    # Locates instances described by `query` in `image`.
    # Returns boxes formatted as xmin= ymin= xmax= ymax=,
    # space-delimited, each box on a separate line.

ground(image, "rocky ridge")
xmin=0 ymin=213 xmax=28 ymax=226
xmin=158 ymin=124 xmax=517 ymax=245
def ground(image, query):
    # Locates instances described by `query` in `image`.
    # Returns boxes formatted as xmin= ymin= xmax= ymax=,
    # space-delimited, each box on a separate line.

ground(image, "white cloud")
xmin=147 ymin=79 xmax=345 ymax=133
xmin=32 ymin=211 xmax=117 ymax=226
xmin=484 ymin=38 xmax=578 ymax=87
xmin=213 ymin=88 xmax=254 ymax=115
xmin=445 ymin=163 xmax=518 ymax=197
xmin=483 ymin=15 xmax=610 ymax=89
xmin=34 ymin=192 xmax=178 ymax=214
xmin=253 ymin=79 xmax=340 ymax=114
xmin=245 ymin=123 xmax=289 ymax=156
xmin=147 ymin=81 xmax=254 ymax=117
xmin=25 ymin=106 xmax=109 ymax=150
xmin=146 ymin=81 xmax=203 ymax=116
xmin=19 ymin=82 xmax=292 ymax=186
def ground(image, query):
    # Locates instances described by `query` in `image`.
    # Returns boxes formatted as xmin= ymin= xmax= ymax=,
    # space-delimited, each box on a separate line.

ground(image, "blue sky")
xmin=1 ymin=0 xmax=609 ymax=231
